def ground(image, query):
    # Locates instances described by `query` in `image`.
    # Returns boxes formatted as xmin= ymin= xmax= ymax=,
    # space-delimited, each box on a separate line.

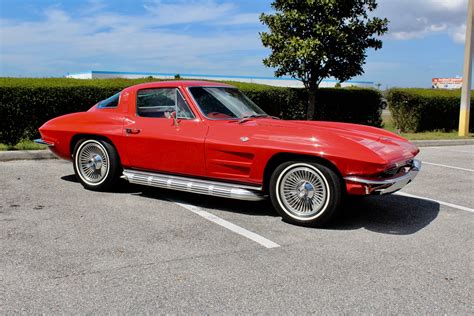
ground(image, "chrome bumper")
xmin=345 ymin=159 xmax=421 ymax=195
xmin=34 ymin=139 xmax=54 ymax=147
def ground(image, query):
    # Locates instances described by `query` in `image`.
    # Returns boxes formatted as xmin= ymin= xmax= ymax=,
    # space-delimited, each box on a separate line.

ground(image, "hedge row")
xmin=387 ymin=88 xmax=474 ymax=133
xmin=0 ymin=78 xmax=383 ymax=145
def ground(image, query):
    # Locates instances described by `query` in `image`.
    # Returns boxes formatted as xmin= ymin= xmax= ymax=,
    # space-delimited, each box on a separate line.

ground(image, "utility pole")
xmin=459 ymin=0 xmax=473 ymax=136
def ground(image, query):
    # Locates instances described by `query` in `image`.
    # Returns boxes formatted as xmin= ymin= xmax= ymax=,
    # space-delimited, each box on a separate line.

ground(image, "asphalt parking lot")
xmin=1 ymin=145 xmax=473 ymax=313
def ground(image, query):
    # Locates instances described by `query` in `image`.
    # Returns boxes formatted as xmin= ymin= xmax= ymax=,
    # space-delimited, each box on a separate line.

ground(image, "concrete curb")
xmin=0 ymin=150 xmax=57 ymax=162
xmin=0 ymin=138 xmax=473 ymax=161
xmin=412 ymin=139 xmax=474 ymax=147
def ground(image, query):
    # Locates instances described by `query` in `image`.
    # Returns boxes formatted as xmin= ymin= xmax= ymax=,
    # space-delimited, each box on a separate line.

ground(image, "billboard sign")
xmin=432 ymin=77 xmax=463 ymax=89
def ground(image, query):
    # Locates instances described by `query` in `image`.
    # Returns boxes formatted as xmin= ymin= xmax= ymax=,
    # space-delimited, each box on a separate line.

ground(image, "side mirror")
xmin=168 ymin=111 xmax=179 ymax=126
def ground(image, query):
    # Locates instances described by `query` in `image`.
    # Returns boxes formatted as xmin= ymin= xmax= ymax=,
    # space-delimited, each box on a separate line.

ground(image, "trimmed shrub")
xmin=0 ymin=86 xmax=123 ymax=145
xmin=387 ymin=88 xmax=474 ymax=133
xmin=0 ymin=78 xmax=383 ymax=145
xmin=286 ymin=88 xmax=382 ymax=126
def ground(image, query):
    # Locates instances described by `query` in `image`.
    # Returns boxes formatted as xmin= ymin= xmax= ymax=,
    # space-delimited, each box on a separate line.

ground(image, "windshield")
xmin=188 ymin=87 xmax=267 ymax=119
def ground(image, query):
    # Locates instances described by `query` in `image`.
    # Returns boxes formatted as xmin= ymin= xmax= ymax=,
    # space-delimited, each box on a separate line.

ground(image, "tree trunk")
xmin=306 ymin=84 xmax=317 ymax=120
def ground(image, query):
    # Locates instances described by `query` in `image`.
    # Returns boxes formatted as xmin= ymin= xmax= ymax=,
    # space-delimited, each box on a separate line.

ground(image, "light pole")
xmin=459 ymin=0 xmax=473 ymax=136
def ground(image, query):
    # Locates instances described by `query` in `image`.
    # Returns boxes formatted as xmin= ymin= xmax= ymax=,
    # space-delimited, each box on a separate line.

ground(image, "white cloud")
xmin=0 ymin=3 xmax=264 ymax=76
xmin=216 ymin=13 xmax=261 ymax=25
xmin=1 ymin=0 xmax=468 ymax=78
xmin=80 ymin=0 xmax=107 ymax=15
xmin=143 ymin=0 xmax=235 ymax=25
xmin=377 ymin=0 xmax=468 ymax=43
xmin=429 ymin=0 xmax=466 ymax=11
xmin=451 ymin=23 xmax=467 ymax=43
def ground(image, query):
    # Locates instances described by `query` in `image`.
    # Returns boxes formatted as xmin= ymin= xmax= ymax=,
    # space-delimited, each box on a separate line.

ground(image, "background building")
xmin=66 ymin=70 xmax=375 ymax=89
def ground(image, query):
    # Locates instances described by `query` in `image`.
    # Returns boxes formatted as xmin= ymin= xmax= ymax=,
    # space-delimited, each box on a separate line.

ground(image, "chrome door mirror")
xmin=166 ymin=111 xmax=179 ymax=126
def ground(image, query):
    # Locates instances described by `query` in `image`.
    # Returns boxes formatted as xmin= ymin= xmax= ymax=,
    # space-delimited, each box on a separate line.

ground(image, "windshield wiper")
xmin=238 ymin=114 xmax=280 ymax=124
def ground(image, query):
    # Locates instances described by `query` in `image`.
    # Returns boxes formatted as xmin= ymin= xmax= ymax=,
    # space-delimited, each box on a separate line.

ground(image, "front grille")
xmin=378 ymin=160 xmax=413 ymax=179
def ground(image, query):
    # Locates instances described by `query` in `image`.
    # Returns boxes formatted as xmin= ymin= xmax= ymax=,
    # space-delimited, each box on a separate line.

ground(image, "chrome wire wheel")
xmin=75 ymin=140 xmax=110 ymax=186
xmin=276 ymin=163 xmax=330 ymax=220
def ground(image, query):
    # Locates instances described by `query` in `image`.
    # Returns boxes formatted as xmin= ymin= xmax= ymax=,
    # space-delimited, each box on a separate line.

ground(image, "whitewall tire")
xmin=73 ymin=139 xmax=120 ymax=191
xmin=269 ymin=161 xmax=343 ymax=227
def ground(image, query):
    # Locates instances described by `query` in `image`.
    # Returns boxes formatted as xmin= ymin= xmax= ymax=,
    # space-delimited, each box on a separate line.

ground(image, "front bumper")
xmin=34 ymin=139 xmax=54 ymax=147
xmin=345 ymin=159 xmax=421 ymax=195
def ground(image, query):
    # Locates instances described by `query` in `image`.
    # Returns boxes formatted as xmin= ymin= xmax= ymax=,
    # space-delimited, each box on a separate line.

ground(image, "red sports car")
xmin=36 ymin=81 xmax=421 ymax=226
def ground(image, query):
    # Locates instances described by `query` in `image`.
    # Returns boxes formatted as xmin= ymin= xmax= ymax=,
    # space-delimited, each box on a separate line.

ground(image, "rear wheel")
xmin=269 ymin=161 xmax=343 ymax=227
xmin=73 ymin=139 xmax=120 ymax=191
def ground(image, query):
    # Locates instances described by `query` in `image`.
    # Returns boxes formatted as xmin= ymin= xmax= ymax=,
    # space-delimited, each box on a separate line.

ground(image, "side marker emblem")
xmin=240 ymin=136 xmax=249 ymax=142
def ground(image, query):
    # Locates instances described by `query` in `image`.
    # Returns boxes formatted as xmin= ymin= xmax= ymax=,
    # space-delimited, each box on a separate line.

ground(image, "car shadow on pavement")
xmin=137 ymin=184 xmax=278 ymax=217
xmin=138 ymin=185 xmax=440 ymax=235
xmin=61 ymin=175 xmax=149 ymax=194
xmin=134 ymin=183 xmax=440 ymax=234
xmin=61 ymin=174 xmax=78 ymax=183
xmin=61 ymin=175 xmax=440 ymax=234
xmin=332 ymin=195 xmax=440 ymax=235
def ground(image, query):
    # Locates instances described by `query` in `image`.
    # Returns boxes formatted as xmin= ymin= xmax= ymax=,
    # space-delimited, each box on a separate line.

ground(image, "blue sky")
xmin=0 ymin=0 xmax=469 ymax=87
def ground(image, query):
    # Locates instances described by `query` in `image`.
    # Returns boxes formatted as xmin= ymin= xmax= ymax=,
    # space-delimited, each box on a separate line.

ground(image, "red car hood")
xmin=253 ymin=119 xmax=419 ymax=165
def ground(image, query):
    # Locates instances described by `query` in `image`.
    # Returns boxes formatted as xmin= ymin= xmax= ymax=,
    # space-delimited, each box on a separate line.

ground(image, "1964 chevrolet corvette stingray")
xmin=36 ymin=81 xmax=421 ymax=226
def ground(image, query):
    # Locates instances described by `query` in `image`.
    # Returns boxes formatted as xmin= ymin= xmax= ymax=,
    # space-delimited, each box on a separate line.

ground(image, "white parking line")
xmin=395 ymin=192 xmax=474 ymax=213
xmin=422 ymin=161 xmax=474 ymax=172
xmin=173 ymin=201 xmax=281 ymax=249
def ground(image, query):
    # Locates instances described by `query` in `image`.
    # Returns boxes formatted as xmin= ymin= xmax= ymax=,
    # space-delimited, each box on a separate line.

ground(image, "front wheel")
xmin=269 ymin=161 xmax=343 ymax=227
xmin=73 ymin=139 xmax=120 ymax=191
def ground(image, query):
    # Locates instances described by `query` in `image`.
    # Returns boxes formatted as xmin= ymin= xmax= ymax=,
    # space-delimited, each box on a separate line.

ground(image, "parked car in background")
xmin=36 ymin=81 xmax=421 ymax=227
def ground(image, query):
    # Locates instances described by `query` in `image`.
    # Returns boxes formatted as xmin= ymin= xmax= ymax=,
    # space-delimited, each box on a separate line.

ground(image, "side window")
xmin=137 ymin=88 xmax=175 ymax=118
xmin=176 ymin=91 xmax=194 ymax=119
xmin=98 ymin=92 xmax=120 ymax=108
xmin=137 ymin=88 xmax=194 ymax=119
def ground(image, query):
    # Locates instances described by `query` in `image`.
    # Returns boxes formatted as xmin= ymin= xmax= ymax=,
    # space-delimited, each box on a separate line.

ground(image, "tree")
xmin=260 ymin=0 xmax=388 ymax=119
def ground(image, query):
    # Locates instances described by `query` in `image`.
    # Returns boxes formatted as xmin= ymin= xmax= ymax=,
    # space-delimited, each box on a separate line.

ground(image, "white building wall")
xmin=67 ymin=72 xmax=93 ymax=79
xmin=66 ymin=71 xmax=374 ymax=88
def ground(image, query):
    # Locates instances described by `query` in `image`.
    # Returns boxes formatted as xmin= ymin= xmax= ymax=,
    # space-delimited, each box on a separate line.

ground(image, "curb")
xmin=0 ymin=139 xmax=473 ymax=162
xmin=411 ymin=139 xmax=474 ymax=147
xmin=0 ymin=150 xmax=57 ymax=162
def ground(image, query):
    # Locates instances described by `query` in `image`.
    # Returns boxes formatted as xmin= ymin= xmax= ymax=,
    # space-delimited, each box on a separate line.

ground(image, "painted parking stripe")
xmin=395 ymin=191 xmax=474 ymax=213
xmin=422 ymin=161 xmax=474 ymax=172
xmin=173 ymin=201 xmax=281 ymax=249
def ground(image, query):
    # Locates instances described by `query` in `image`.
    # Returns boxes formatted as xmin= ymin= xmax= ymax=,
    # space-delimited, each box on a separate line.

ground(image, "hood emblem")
xmin=240 ymin=136 xmax=249 ymax=142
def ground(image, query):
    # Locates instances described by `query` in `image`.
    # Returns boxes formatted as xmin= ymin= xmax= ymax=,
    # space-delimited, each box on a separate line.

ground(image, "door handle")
xmin=125 ymin=128 xmax=141 ymax=134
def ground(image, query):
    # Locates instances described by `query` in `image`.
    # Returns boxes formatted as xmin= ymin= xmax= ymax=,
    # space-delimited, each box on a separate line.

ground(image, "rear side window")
xmin=98 ymin=93 xmax=120 ymax=108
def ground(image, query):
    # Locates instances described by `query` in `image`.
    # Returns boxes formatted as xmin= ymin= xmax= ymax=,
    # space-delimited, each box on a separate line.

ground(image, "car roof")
xmin=128 ymin=80 xmax=235 ymax=91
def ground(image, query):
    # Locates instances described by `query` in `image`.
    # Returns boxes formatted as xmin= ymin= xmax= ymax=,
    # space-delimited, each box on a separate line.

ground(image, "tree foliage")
xmin=260 ymin=0 xmax=388 ymax=119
